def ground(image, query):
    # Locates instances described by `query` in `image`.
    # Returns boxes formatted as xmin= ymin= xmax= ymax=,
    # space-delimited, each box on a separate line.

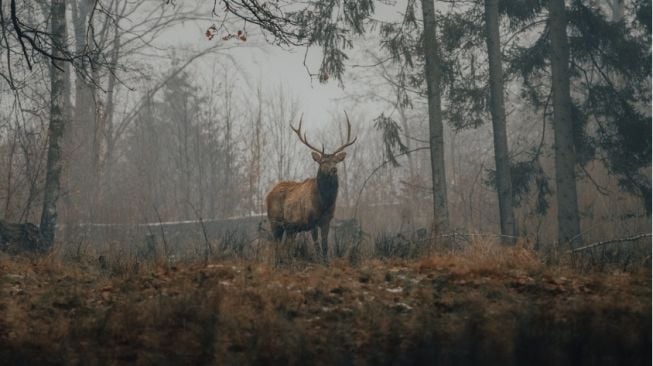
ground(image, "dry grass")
xmin=0 ymin=240 xmax=650 ymax=365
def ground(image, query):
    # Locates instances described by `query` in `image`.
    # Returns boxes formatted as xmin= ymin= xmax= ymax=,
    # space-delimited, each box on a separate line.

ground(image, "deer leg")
xmin=270 ymin=224 xmax=285 ymax=265
xmin=285 ymin=231 xmax=299 ymax=263
xmin=320 ymin=223 xmax=330 ymax=262
xmin=285 ymin=231 xmax=297 ymax=244
xmin=311 ymin=227 xmax=320 ymax=260
xmin=271 ymin=223 xmax=284 ymax=242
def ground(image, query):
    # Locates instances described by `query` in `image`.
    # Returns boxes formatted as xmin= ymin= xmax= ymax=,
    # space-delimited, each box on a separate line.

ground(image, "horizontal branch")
xmin=572 ymin=233 xmax=652 ymax=253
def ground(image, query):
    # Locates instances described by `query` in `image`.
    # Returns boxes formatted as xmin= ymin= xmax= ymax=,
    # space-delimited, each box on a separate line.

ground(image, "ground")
xmin=0 ymin=243 xmax=650 ymax=365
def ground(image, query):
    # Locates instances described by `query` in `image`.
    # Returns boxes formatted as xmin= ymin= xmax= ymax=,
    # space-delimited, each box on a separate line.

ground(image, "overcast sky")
xmin=152 ymin=1 xmax=409 ymax=130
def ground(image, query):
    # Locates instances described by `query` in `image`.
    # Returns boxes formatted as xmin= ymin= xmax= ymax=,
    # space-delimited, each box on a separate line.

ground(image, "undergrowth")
xmin=0 ymin=241 xmax=650 ymax=365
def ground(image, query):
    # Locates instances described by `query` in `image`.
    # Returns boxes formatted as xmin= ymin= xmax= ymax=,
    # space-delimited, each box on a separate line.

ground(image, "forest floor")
xmin=0 ymin=243 xmax=650 ymax=366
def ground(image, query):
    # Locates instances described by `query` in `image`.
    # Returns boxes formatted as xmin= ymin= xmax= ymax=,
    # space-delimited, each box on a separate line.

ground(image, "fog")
xmin=0 ymin=1 xmax=651 ymax=364
xmin=0 ymin=0 xmax=650 ymax=257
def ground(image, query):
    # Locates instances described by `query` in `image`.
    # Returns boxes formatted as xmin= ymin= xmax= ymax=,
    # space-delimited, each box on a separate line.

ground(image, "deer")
xmin=266 ymin=112 xmax=357 ymax=261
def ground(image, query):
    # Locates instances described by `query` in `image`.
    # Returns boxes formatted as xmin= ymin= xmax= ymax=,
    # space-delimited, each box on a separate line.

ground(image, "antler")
xmin=332 ymin=111 xmax=358 ymax=154
xmin=291 ymin=114 xmax=324 ymax=155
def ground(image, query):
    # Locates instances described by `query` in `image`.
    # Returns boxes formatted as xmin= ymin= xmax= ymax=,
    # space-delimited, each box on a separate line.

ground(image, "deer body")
xmin=266 ymin=114 xmax=355 ymax=261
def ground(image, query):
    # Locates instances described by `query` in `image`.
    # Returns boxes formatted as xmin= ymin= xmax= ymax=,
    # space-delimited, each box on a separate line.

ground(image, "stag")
xmin=266 ymin=113 xmax=357 ymax=261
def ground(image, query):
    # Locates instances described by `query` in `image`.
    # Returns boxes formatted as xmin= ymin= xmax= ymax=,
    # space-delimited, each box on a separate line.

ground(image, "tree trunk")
xmin=484 ymin=0 xmax=516 ymax=243
xmin=253 ymin=87 xmax=263 ymax=212
xmin=41 ymin=0 xmax=68 ymax=248
xmin=69 ymin=0 xmax=96 ymax=222
xmin=549 ymin=0 xmax=582 ymax=248
xmin=101 ymin=27 xmax=120 ymax=210
xmin=222 ymin=80 xmax=233 ymax=217
xmin=420 ymin=0 xmax=449 ymax=232
xmin=90 ymin=66 xmax=104 ymax=222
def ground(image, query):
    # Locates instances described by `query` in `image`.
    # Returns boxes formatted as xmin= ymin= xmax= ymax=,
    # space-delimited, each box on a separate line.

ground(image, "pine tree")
xmin=548 ymin=0 xmax=582 ymax=247
xmin=485 ymin=0 xmax=517 ymax=242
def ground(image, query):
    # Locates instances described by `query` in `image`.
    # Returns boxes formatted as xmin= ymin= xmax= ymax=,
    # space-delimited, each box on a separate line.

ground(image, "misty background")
xmin=0 ymin=0 xmax=650 ymax=257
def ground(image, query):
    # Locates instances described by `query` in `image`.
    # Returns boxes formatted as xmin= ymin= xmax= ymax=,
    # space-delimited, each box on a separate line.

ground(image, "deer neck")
xmin=316 ymin=171 xmax=339 ymax=207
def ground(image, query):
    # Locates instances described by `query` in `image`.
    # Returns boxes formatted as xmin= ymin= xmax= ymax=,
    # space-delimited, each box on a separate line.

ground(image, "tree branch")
xmin=572 ymin=233 xmax=652 ymax=252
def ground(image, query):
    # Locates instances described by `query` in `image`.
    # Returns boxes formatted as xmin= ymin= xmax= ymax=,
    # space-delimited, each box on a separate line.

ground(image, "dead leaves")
xmin=0 ymin=256 xmax=649 ymax=365
xmin=100 ymin=285 xmax=113 ymax=301
xmin=205 ymin=24 xmax=247 ymax=42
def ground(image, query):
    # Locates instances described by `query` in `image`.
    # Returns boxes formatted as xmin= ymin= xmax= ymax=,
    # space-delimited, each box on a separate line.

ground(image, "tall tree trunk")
xmin=182 ymin=104 xmax=191 ymax=220
xmin=222 ymin=79 xmax=233 ymax=217
xmin=3 ymin=132 xmax=17 ymax=220
xmin=484 ymin=0 xmax=516 ymax=243
xmin=90 ymin=67 xmax=104 ymax=222
xmin=70 ymin=0 xmax=96 ymax=222
xmin=101 ymin=27 xmax=120 ymax=210
xmin=253 ymin=87 xmax=263 ymax=212
xmin=420 ymin=0 xmax=449 ymax=232
xmin=549 ymin=0 xmax=582 ymax=248
xmin=41 ymin=0 xmax=68 ymax=248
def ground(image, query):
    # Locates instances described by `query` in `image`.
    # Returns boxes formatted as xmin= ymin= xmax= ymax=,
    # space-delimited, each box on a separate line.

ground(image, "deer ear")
xmin=334 ymin=152 xmax=347 ymax=162
xmin=311 ymin=152 xmax=322 ymax=162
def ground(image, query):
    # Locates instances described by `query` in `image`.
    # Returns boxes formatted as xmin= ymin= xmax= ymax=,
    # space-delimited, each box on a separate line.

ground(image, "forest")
xmin=0 ymin=0 xmax=650 ymax=364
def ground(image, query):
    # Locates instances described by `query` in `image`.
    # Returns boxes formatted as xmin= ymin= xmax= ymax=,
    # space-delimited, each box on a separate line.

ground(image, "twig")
xmin=353 ymin=146 xmax=430 ymax=218
xmin=579 ymin=164 xmax=611 ymax=196
xmin=572 ymin=233 xmax=652 ymax=253
xmin=151 ymin=204 xmax=169 ymax=265
xmin=393 ymin=231 xmax=522 ymax=247
xmin=436 ymin=232 xmax=520 ymax=240
xmin=187 ymin=199 xmax=212 ymax=266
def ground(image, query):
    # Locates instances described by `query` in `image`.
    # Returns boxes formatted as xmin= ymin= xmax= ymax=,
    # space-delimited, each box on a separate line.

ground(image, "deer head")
xmin=291 ymin=112 xmax=357 ymax=178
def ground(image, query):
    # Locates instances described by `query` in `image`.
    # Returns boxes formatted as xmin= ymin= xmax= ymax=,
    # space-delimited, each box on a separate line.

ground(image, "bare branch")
xmin=572 ymin=233 xmax=652 ymax=252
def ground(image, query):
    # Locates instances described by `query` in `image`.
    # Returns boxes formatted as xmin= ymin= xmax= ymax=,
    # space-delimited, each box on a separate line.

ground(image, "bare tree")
xmin=245 ymin=85 xmax=264 ymax=214
xmin=40 ymin=0 xmax=68 ymax=248
xmin=264 ymin=84 xmax=302 ymax=183
xmin=0 ymin=0 xmax=99 ymax=87
xmin=220 ymin=71 xmax=236 ymax=217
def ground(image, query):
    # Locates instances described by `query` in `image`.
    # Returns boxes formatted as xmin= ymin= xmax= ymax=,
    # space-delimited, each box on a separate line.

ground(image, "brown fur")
xmin=266 ymin=153 xmax=345 ymax=261
xmin=267 ymin=114 xmax=355 ymax=261
xmin=266 ymin=178 xmax=336 ymax=235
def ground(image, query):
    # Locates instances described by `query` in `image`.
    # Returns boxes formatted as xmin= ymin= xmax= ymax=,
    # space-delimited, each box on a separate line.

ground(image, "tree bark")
xmin=40 ymin=0 xmax=68 ymax=248
xmin=67 ymin=0 xmax=96 ymax=223
xmin=101 ymin=26 xmax=120 ymax=208
xmin=253 ymin=87 xmax=263 ymax=212
xmin=420 ymin=0 xmax=449 ymax=232
xmin=549 ymin=0 xmax=582 ymax=248
xmin=484 ymin=0 xmax=516 ymax=243
xmin=222 ymin=79 xmax=233 ymax=217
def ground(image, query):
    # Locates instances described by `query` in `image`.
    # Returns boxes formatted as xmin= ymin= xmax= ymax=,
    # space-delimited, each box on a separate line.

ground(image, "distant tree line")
xmin=0 ymin=0 xmax=649 ymax=252
xmin=215 ymin=0 xmax=650 ymax=249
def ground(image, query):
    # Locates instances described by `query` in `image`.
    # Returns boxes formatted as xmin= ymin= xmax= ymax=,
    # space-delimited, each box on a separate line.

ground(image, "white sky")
xmin=154 ymin=25 xmax=342 ymax=129
xmin=151 ymin=1 xmax=407 ymax=130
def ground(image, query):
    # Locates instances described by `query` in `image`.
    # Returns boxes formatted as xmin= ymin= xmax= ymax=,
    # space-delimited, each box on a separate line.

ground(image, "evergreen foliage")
xmin=221 ymin=0 xmax=651 ymax=221
xmin=373 ymin=113 xmax=409 ymax=167
xmin=435 ymin=0 xmax=651 ymax=214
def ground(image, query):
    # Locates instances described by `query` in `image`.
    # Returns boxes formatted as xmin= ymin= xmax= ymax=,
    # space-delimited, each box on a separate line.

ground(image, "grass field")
xmin=0 ymin=241 xmax=650 ymax=365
